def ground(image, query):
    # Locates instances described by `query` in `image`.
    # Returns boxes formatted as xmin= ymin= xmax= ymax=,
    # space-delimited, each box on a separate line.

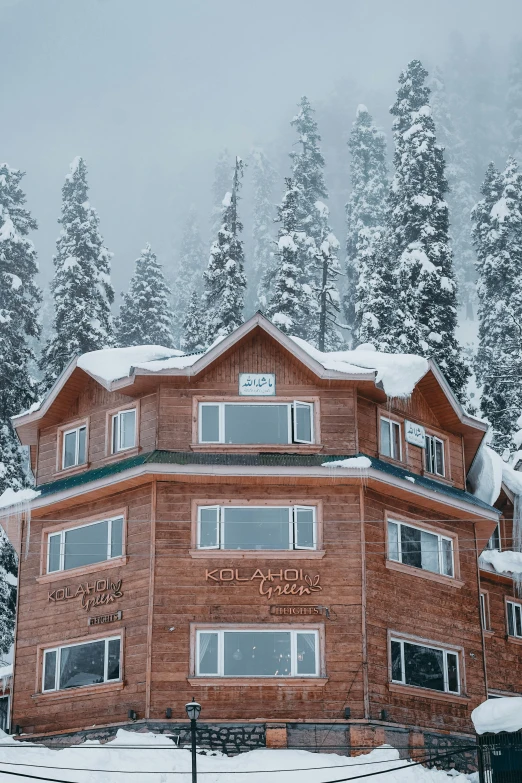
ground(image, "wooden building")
xmin=3 ymin=313 xmax=517 ymax=756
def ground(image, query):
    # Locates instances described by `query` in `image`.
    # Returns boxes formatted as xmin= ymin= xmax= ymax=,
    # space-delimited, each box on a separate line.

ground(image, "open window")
xmin=198 ymin=402 xmax=314 ymax=445
xmin=507 ymin=600 xmax=522 ymax=639
xmin=111 ymin=409 xmax=136 ymax=453
xmin=425 ymin=435 xmax=445 ymax=477
xmin=62 ymin=425 xmax=87 ymax=469
xmin=197 ymin=505 xmax=317 ymax=551
xmin=380 ymin=417 xmax=401 ymax=460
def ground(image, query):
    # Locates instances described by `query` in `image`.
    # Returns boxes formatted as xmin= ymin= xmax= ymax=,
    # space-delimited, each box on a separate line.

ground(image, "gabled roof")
xmin=13 ymin=313 xmax=487 ymax=465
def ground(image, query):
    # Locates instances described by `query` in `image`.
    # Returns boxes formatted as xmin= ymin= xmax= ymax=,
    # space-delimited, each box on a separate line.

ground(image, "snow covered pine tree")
xmin=211 ymin=149 xmax=232 ymax=239
xmin=116 ymin=243 xmax=174 ymax=348
xmin=182 ymin=290 xmax=206 ymax=353
xmin=249 ymin=148 xmax=277 ymax=312
xmin=202 ymin=156 xmax=247 ymax=344
xmin=344 ymin=104 xmax=389 ymax=344
xmin=172 ymin=207 xmax=205 ymax=346
xmin=387 ymin=60 xmax=469 ymax=401
xmin=472 ymin=159 xmax=522 ymax=452
xmin=0 ymin=163 xmax=41 ymax=653
xmin=40 ymin=157 xmax=114 ymax=390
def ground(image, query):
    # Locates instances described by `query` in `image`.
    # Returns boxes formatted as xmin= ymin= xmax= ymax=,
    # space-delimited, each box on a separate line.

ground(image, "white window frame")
xmin=47 ymin=516 xmax=124 ymax=574
xmin=388 ymin=519 xmax=454 ymax=578
xmin=380 ymin=416 xmax=402 ymax=460
xmin=507 ymin=600 xmax=522 ymax=639
xmin=0 ymin=695 xmax=10 ymax=733
xmin=425 ymin=434 xmax=445 ymax=477
xmin=111 ymin=409 xmax=136 ymax=453
xmin=391 ymin=636 xmax=460 ymax=695
xmin=486 ymin=523 xmax=502 ymax=552
xmin=198 ymin=402 xmax=314 ymax=445
xmin=62 ymin=425 xmax=87 ymax=470
xmin=195 ymin=628 xmax=320 ymax=678
xmin=197 ymin=505 xmax=317 ymax=551
xmin=42 ymin=635 xmax=121 ymax=693
xmin=480 ymin=592 xmax=490 ymax=631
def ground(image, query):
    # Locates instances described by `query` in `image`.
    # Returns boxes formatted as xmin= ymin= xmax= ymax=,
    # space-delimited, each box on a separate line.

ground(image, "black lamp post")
xmin=185 ymin=698 xmax=202 ymax=783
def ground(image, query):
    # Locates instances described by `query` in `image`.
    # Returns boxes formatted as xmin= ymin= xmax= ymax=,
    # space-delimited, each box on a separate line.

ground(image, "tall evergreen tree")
xmin=40 ymin=157 xmax=114 ymax=389
xmin=315 ymin=201 xmax=343 ymax=351
xmin=249 ymin=148 xmax=277 ymax=311
xmin=115 ymin=244 xmax=174 ymax=348
xmin=507 ymin=40 xmax=522 ymax=164
xmin=387 ymin=60 xmax=469 ymax=400
xmin=211 ymin=149 xmax=232 ymax=238
xmin=172 ymin=207 xmax=205 ymax=345
xmin=203 ymin=156 xmax=247 ymax=343
xmin=472 ymin=159 xmax=522 ymax=451
xmin=267 ymin=179 xmax=310 ymax=337
xmin=182 ymin=290 xmax=206 ymax=353
xmin=430 ymin=68 xmax=477 ymax=319
xmin=345 ymin=105 xmax=389 ymax=341
xmin=0 ymin=163 xmax=40 ymax=653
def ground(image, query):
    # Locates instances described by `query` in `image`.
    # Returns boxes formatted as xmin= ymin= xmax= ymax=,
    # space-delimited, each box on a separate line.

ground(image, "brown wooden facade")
xmin=7 ymin=315 xmax=515 ymax=748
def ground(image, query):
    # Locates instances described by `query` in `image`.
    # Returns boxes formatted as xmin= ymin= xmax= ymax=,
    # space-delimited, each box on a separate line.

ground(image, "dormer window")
xmin=380 ymin=417 xmax=401 ymax=460
xmin=199 ymin=402 xmax=314 ymax=445
xmin=425 ymin=435 xmax=445 ymax=477
xmin=111 ymin=409 xmax=136 ymax=453
xmin=62 ymin=425 xmax=87 ymax=469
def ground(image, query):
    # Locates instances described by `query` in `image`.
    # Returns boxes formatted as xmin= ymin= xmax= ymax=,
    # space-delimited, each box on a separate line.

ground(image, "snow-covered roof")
xmin=472 ymin=697 xmax=522 ymax=734
xmin=480 ymin=549 xmax=522 ymax=577
xmin=468 ymin=443 xmax=522 ymax=507
xmin=77 ymin=345 xmax=189 ymax=386
xmin=0 ymin=487 xmax=40 ymax=509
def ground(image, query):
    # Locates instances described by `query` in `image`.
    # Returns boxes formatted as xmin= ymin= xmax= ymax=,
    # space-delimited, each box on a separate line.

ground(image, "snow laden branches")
xmin=40 ymin=157 xmax=114 ymax=390
xmin=172 ymin=208 xmax=205 ymax=347
xmin=202 ymin=156 xmax=247 ymax=344
xmin=472 ymin=158 xmax=522 ymax=452
xmin=344 ymin=104 xmax=389 ymax=346
xmin=116 ymin=244 xmax=174 ymax=348
xmin=249 ymin=148 xmax=277 ymax=312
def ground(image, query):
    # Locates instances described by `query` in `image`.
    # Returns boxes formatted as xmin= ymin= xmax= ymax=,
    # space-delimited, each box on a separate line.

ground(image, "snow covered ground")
xmin=0 ymin=731 xmax=478 ymax=783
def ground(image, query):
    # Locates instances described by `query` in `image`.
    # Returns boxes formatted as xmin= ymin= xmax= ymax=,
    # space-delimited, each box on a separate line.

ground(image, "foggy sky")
xmin=1 ymin=0 xmax=520 ymax=297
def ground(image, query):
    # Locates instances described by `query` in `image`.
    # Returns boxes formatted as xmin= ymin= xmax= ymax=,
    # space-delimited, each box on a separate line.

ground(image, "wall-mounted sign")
xmin=205 ymin=567 xmax=322 ymax=601
xmin=48 ymin=579 xmax=123 ymax=612
xmin=88 ymin=610 xmax=123 ymax=626
xmin=405 ymin=420 xmax=426 ymax=448
xmin=238 ymin=373 xmax=275 ymax=396
xmin=270 ymin=605 xmax=324 ymax=616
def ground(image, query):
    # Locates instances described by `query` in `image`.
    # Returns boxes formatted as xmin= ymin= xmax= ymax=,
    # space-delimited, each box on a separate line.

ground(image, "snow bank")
xmin=77 ymin=345 xmax=185 ymax=385
xmin=467 ymin=445 xmax=503 ymax=506
xmin=0 ymin=731 xmax=475 ymax=783
xmin=501 ymin=460 xmax=522 ymax=497
xmin=291 ymin=337 xmax=429 ymax=398
xmin=472 ymin=697 xmax=522 ymax=734
xmin=323 ymin=457 xmax=372 ymax=469
xmin=480 ymin=549 xmax=522 ymax=576
xmin=0 ymin=487 xmax=40 ymax=510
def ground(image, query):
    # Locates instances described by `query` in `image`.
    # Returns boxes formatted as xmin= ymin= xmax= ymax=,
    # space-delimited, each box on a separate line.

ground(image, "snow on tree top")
xmin=472 ymin=697 xmax=522 ymax=734
xmin=66 ymin=155 xmax=83 ymax=180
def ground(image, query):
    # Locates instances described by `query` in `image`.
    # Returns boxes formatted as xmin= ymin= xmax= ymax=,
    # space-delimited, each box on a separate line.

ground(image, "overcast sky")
xmin=2 ymin=0 xmax=520 ymax=296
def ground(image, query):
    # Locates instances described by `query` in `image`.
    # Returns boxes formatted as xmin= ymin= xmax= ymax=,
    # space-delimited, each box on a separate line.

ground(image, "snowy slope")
xmin=0 ymin=732 xmax=477 ymax=783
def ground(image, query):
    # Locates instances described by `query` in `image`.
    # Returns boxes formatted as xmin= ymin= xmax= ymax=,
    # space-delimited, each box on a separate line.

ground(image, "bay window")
xmin=380 ymin=417 xmax=401 ymax=460
xmin=425 ymin=435 xmax=445 ymax=477
xmin=388 ymin=519 xmax=454 ymax=577
xmin=62 ymin=425 xmax=87 ymax=469
xmin=197 ymin=505 xmax=316 ymax=551
xmin=196 ymin=628 xmax=320 ymax=677
xmin=111 ymin=409 xmax=136 ymax=453
xmin=43 ymin=636 xmax=121 ymax=692
xmin=507 ymin=601 xmax=522 ymax=639
xmin=47 ymin=516 xmax=123 ymax=573
xmin=391 ymin=637 xmax=460 ymax=694
xmin=199 ymin=401 xmax=314 ymax=445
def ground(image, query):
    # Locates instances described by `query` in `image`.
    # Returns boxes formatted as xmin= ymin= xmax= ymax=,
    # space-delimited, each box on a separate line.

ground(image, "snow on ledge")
xmin=472 ymin=697 xmax=522 ymax=734
xmin=290 ymin=337 xmax=429 ymax=398
xmin=468 ymin=445 xmax=504 ymax=506
xmin=322 ymin=457 xmax=372 ymax=469
xmin=480 ymin=549 xmax=522 ymax=576
xmin=0 ymin=487 xmax=40 ymax=510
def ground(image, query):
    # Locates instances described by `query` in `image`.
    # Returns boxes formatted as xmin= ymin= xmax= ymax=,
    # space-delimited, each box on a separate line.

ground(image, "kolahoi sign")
xmin=205 ymin=567 xmax=322 ymax=600
xmin=238 ymin=373 xmax=275 ymax=396
xmin=48 ymin=579 xmax=123 ymax=612
xmin=405 ymin=420 xmax=426 ymax=448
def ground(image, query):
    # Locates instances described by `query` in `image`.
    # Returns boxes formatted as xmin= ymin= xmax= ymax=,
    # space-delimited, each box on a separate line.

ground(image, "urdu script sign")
xmin=238 ymin=373 xmax=276 ymax=396
xmin=404 ymin=420 xmax=426 ymax=448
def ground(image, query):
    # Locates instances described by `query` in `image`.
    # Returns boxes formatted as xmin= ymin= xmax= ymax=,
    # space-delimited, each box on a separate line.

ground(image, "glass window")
xmin=425 ymin=435 xmax=445 ymax=477
xmin=112 ymin=409 xmax=136 ymax=453
xmin=391 ymin=637 xmax=460 ymax=694
xmin=486 ymin=524 xmax=501 ymax=551
xmin=62 ymin=425 xmax=87 ymax=469
xmin=0 ymin=696 xmax=9 ymax=733
xmin=380 ymin=417 xmax=401 ymax=459
xmin=387 ymin=520 xmax=454 ymax=578
xmin=507 ymin=601 xmax=522 ymax=639
xmin=196 ymin=629 xmax=319 ymax=677
xmin=47 ymin=517 xmax=124 ymax=573
xmin=197 ymin=506 xmax=317 ymax=551
xmin=199 ymin=402 xmax=314 ymax=445
xmin=42 ymin=637 xmax=121 ymax=693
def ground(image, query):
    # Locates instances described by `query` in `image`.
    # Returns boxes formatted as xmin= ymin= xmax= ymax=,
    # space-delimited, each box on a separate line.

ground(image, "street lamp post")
xmin=185 ymin=698 xmax=202 ymax=783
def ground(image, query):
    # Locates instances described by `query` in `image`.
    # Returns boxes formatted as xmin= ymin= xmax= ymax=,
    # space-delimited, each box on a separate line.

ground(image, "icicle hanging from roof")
xmin=513 ymin=493 xmax=522 ymax=598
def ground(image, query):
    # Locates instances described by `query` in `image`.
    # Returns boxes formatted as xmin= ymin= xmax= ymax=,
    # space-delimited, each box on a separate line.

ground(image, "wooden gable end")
xmin=392 ymin=387 xmax=441 ymax=428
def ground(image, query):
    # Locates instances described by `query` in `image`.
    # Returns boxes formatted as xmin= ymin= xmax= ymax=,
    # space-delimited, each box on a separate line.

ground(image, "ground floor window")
xmin=391 ymin=636 xmax=460 ymax=694
xmin=196 ymin=628 xmax=320 ymax=677
xmin=0 ymin=696 xmax=8 ymax=732
xmin=507 ymin=601 xmax=522 ymax=639
xmin=42 ymin=636 xmax=121 ymax=692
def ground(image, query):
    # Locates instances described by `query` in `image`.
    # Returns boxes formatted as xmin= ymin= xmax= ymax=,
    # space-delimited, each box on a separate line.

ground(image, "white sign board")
xmin=239 ymin=373 xmax=276 ymax=396
xmin=405 ymin=420 xmax=426 ymax=448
